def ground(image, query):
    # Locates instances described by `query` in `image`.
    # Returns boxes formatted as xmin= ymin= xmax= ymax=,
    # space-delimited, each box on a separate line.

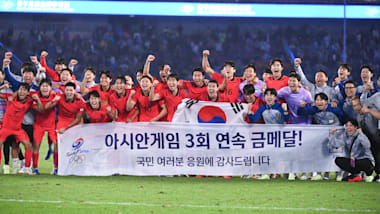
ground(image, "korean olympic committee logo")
xmin=67 ymin=138 xmax=89 ymax=166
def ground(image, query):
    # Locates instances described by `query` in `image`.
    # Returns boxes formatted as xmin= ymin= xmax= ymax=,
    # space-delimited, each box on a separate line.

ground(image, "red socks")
xmin=25 ymin=149 xmax=32 ymax=168
xmin=32 ymin=153 xmax=39 ymax=169
xmin=54 ymin=152 xmax=58 ymax=168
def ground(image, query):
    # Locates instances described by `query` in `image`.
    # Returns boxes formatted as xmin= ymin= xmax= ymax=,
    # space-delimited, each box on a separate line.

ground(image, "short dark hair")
xmin=88 ymin=90 xmax=100 ymax=98
xmin=289 ymin=70 xmax=297 ymax=76
xmin=264 ymin=88 xmax=277 ymax=97
xmin=85 ymin=67 xmax=96 ymax=75
xmin=263 ymin=68 xmax=272 ymax=74
xmin=55 ymin=58 xmax=65 ymax=65
xmin=136 ymin=68 xmax=143 ymax=75
xmin=289 ymin=73 xmax=301 ymax=82
xmin=19 ymin=82 xmax=30 ymax=91
xmin=192 ymin=67 xmax=205 ymax=76
xmin=346 ymin=118 xmax=359 ymax=128
xmin=0 ymin=68 xmax=4 ymax=75
xmin=315 ymin=92 xmax=328 ymax=101
xmin=21 ymin=62 xmax=35 ymax=75
xmin=243 ymin=84 xmax=255 ymax=95
xmin=159 ymin=64 xmax=170 ymax=71
xmin=65 ymin=82 xmax=76 ymax=89
xmin=339 ymin=63 xmax=352 ymax=74
xmin=39 ymin=78 xmax=52 ymax=87
xmin=141 ymin=75 xmax=152 ymax=83
xmin=223 ymin=61 xmax=236 ymax=69
xmin=61 ymin=68 xmax=73 ymax=76
xmin=208 ymin=79 xmax=219 ymax=87
xmin=115 ymin=76 xmax=126 ymax=84
xmin=100 ymin=70 xmax=112 ymax=79
xmin=344 ymin=80 xmax=357 ymax=87
xmin=270 ymin=58 xmax=283 ymax=67
xmin=244 ymin=64 xmax=256 ymax=72
xmin=360 ymin=64 xmax=373 ymax=73
xmin=168 ymin=73 xmax=179 ymax=81
xmin=316 ymin=69 xmax=328 ymax=77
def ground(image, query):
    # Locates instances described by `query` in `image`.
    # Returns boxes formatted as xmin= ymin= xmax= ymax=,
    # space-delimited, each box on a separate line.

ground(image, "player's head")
xmin=192 ymin=67 xmax=205 ymax=86
xmin=315 ymin=69 xmax=328 ymax=87
xmin=159 ymin=64 xmax=171 ymax=83
xmin=84 ymin=67 xmax=96 ymax=83
xmin=244 ymin=64 xmax=256 ymax=81
xmin=64 ymin=82 xmax=76 ymax=100
xmin=344 ymin=80 xmax=357 ymax=98
xmin=222 ymin=61 xmax=236 ymax=80
xmin=264 ymin=88 xmax=277 ymax=106
xmin=60 ymin=68 xmax=73 ymax=85
xmin=360 ymin=64 xmax=373 ymax=83
xmin=345 ymin=118 xmax=359 ymax=136
xmin=114 ymin=76 xmax=126 ymax=94
xmin=140 ymin=75 xmax=152 ymax=91
xmin=352 ymin=97 xmax=363 ymax=114
xmin=88 ymin=90 xmax=100 ymax=109
xmin=243 ymin=84 xmax=256 ymax=103
xmin=21 ymin=62 xmax=35 ymax=85
xmin=136 ymin=68 xmax=143 ymax=83
xmin=262 ymin=68 xmax=273 ymax=82
xmin=54 ymin=58 xmax=66 ymax=74
xmin=124 ymin=75 xmax=134 ymax=88
xmin=167 ymin=73 xmax=179 ymax=91
xmin=18 ymin=82 xmax=30 ymax=100
xmin=39 ymin=78 xmax=52 ymax=96
xmin=288 ymin=73 xmax=301 ymax=93
xmin=207 ymin=80 xmax=219 ymax=96
xmin=270 ymin=58 xmax=283 ymax=77
xmin=337 ymin=63 xmax=351 ymax=80
xmin=314 ymin=92 xmax=328 ymax=111
xmin=100 ymin=70 xmax=112 ymax=87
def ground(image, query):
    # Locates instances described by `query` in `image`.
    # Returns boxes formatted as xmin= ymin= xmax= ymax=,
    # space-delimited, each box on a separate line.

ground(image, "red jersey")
xmin=40 ymin=56 xmax=76 ymax=82
xmin=88 ymin=85 xmax=114 ymax=104
xmin=158 ymin=89 xmax=189 ymax=121
xmin=109 ymin=89 xmax=138 ymax=122
xmin=2 ymin=94 xmax=33 ymax=130
xmin=131 ymin=89 xmax=165 ymax=122
xmin=56 ymin=94 xmax=85 ymax=129
xmin=241 ymin=97 xmax=264 ymax=123
xmin=198 ymin=91 xmax=230 ymax=102
xmin=154 ymin=79 xmax=169 ymax=93
xmin=265 ymin=75 xmax=289 ymax=91
xmin=33 ymin=92 xmax=57 ymax=129
xmin=180 ymin=80 xmax=207 ymax=100
xmin=212 ymin=72 xmax=243 ymax=103
xmin=84 ymin=103 xmax=112 ymax=123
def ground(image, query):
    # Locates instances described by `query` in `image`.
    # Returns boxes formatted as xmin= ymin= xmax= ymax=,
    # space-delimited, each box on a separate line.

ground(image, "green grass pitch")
xmin=0 ymin=135 xmax=379 ymax=214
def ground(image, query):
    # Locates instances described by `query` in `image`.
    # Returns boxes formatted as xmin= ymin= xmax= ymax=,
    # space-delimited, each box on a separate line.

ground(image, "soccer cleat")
xmin=18 ymin=167 xmax=25 ymax=174
xmin=376 ymin=178 xmax=380 ymax=183
xmin=336 ymin=175 xmax=343 ymax=182
xmin=11 ymin=166 xmax=19 ymax=174
xmin=53 ymin=168 xmax=58 ymax=175
xmin=311 ymin=174 xmax=322 ymax=181
xmin=348 ymin=176 xmax=362 ymax=182
xmin=23 ymin=167 xmax=33 ymax=175
xmin=33 ymin=169 xmax=40 ymax=175
xmin=196 ymin=175 xmax=205 ymax=178
xmin=223 ymin=176 xmax=232 ymax=179
xmin=300 ymin=174 xmax=309 ymax=180
xmin=257 ymin=174 xmax=270 ymax=180
xmin=365 ymin=175 xmax=374 ymax=183
xmin=323 ymin=172 xmax=330 ymax=180
xmin=288 ymin=173 xmax=296 ymax=181
xmin=45 ymin=149 xmax=54 ymax=160
xmin=3 ymin=165 xmax=10 ymax=174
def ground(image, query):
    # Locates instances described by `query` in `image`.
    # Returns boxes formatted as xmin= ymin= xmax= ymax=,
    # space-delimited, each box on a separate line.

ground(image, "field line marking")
xmin=0 ymin=199 xmax=378 ymax=213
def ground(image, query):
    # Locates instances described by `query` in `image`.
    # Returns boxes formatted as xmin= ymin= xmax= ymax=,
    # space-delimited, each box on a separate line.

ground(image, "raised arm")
xmin=2 ymin=58 xmax=21 ymax=90
xmin=202 ymin=50 xmax=215 ymax=77
xmin=126 ymin=90 xmax=137 ymax=112
xmin=218 ymin=71 xmax=228 ymax=91
xmin=143 ymin=54 xmax=155 ymax=78
xmin=294 ymin=58 xmax=313 ymax=90
xmin=40 ymin=51 xmax=61 ymax=82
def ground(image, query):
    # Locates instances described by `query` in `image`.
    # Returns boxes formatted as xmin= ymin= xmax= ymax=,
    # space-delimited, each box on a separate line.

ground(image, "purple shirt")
xmin=277 ymin=87 xmax=313 ymax=124
xmin=238 ymin=80 xmax=266 ymax=102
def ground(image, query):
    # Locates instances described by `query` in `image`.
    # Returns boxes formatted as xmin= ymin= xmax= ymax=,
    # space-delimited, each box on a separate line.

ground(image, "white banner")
xmin=172 ymin=99 xmax=247 ymax=124
xmin=58 ymin=122 xmax=343 ymax=176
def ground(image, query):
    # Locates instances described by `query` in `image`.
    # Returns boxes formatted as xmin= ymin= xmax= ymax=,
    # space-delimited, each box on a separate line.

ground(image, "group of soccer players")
xmin=0 ymin=50 xmax=379 ymax=182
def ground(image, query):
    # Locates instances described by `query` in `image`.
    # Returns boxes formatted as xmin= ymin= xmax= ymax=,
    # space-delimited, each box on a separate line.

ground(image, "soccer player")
xmin=357 ymin=65 xmax=379 ymax=97
xmin=109 ymin=76 xmax=139 ymax=122
xmin=80 ymin=70 xmax=113 ymax=106
xmin=329 ymin=118 xmax=374 ymax=182
xmin=127 ymin=75 xmax=167 ymax=122
xmin=332 ymin=63 xmax=352 ymax=100
xmin=238 ymin=64 xmax=266 ymax=102
xmin=124 ymin=75 xmax=134 ymax=89
xmin=80 ymin=67 xmax=97 ymax=90
xmin=45 ymin=82 xmax=85 ymax=174
xmin=143 ymin=54 xmax=170 ymax=91
xmin=202 ymin=50 xmax=243 ymax=103
xmin=294 ymin=58 xmax=338 ymax=104
xmin=338 ymin=80 xmax=358 ymax=122
xmin=133 ymin=68 xmax=144 ymax=90
xmin=178 ymin=67 xmax=208 ymax=100
xmin=241 ymin=84 xmax=264 ymax=123
xmin=0 ymin=83 xmax=43 ymax=174
xmin=39 ymin=51 xmax=77 ymax=82
xmin=198 ymin=80 xmax=229 ymax=102
xmin=149 ymin=74 xmax=189 ymax=121
xmin=84 ymin=90 xmax=115 ymax=123
xmin=262 ymin=68 xmax=273 ymax=82
xmin=265 ymin=58 xmax=289 ymax=91
xmin=352 ymin=97 xmax=380 ymax=182
xmin=277 ymin=74 xmax=314 ymax=124
xmin=32 ymin=78 xmax=58 ymax=175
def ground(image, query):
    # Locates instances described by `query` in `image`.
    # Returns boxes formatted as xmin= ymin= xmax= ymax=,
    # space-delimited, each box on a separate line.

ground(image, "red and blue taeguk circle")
xmin=197 ymin=106 xmax=227 ymax=123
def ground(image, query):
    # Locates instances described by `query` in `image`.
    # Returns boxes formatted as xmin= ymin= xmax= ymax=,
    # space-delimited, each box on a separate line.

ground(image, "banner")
xmin=172 ymin=99 xmax=247 ymax=124
xmin=58 ymin=122 xmax=343 ymax=176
